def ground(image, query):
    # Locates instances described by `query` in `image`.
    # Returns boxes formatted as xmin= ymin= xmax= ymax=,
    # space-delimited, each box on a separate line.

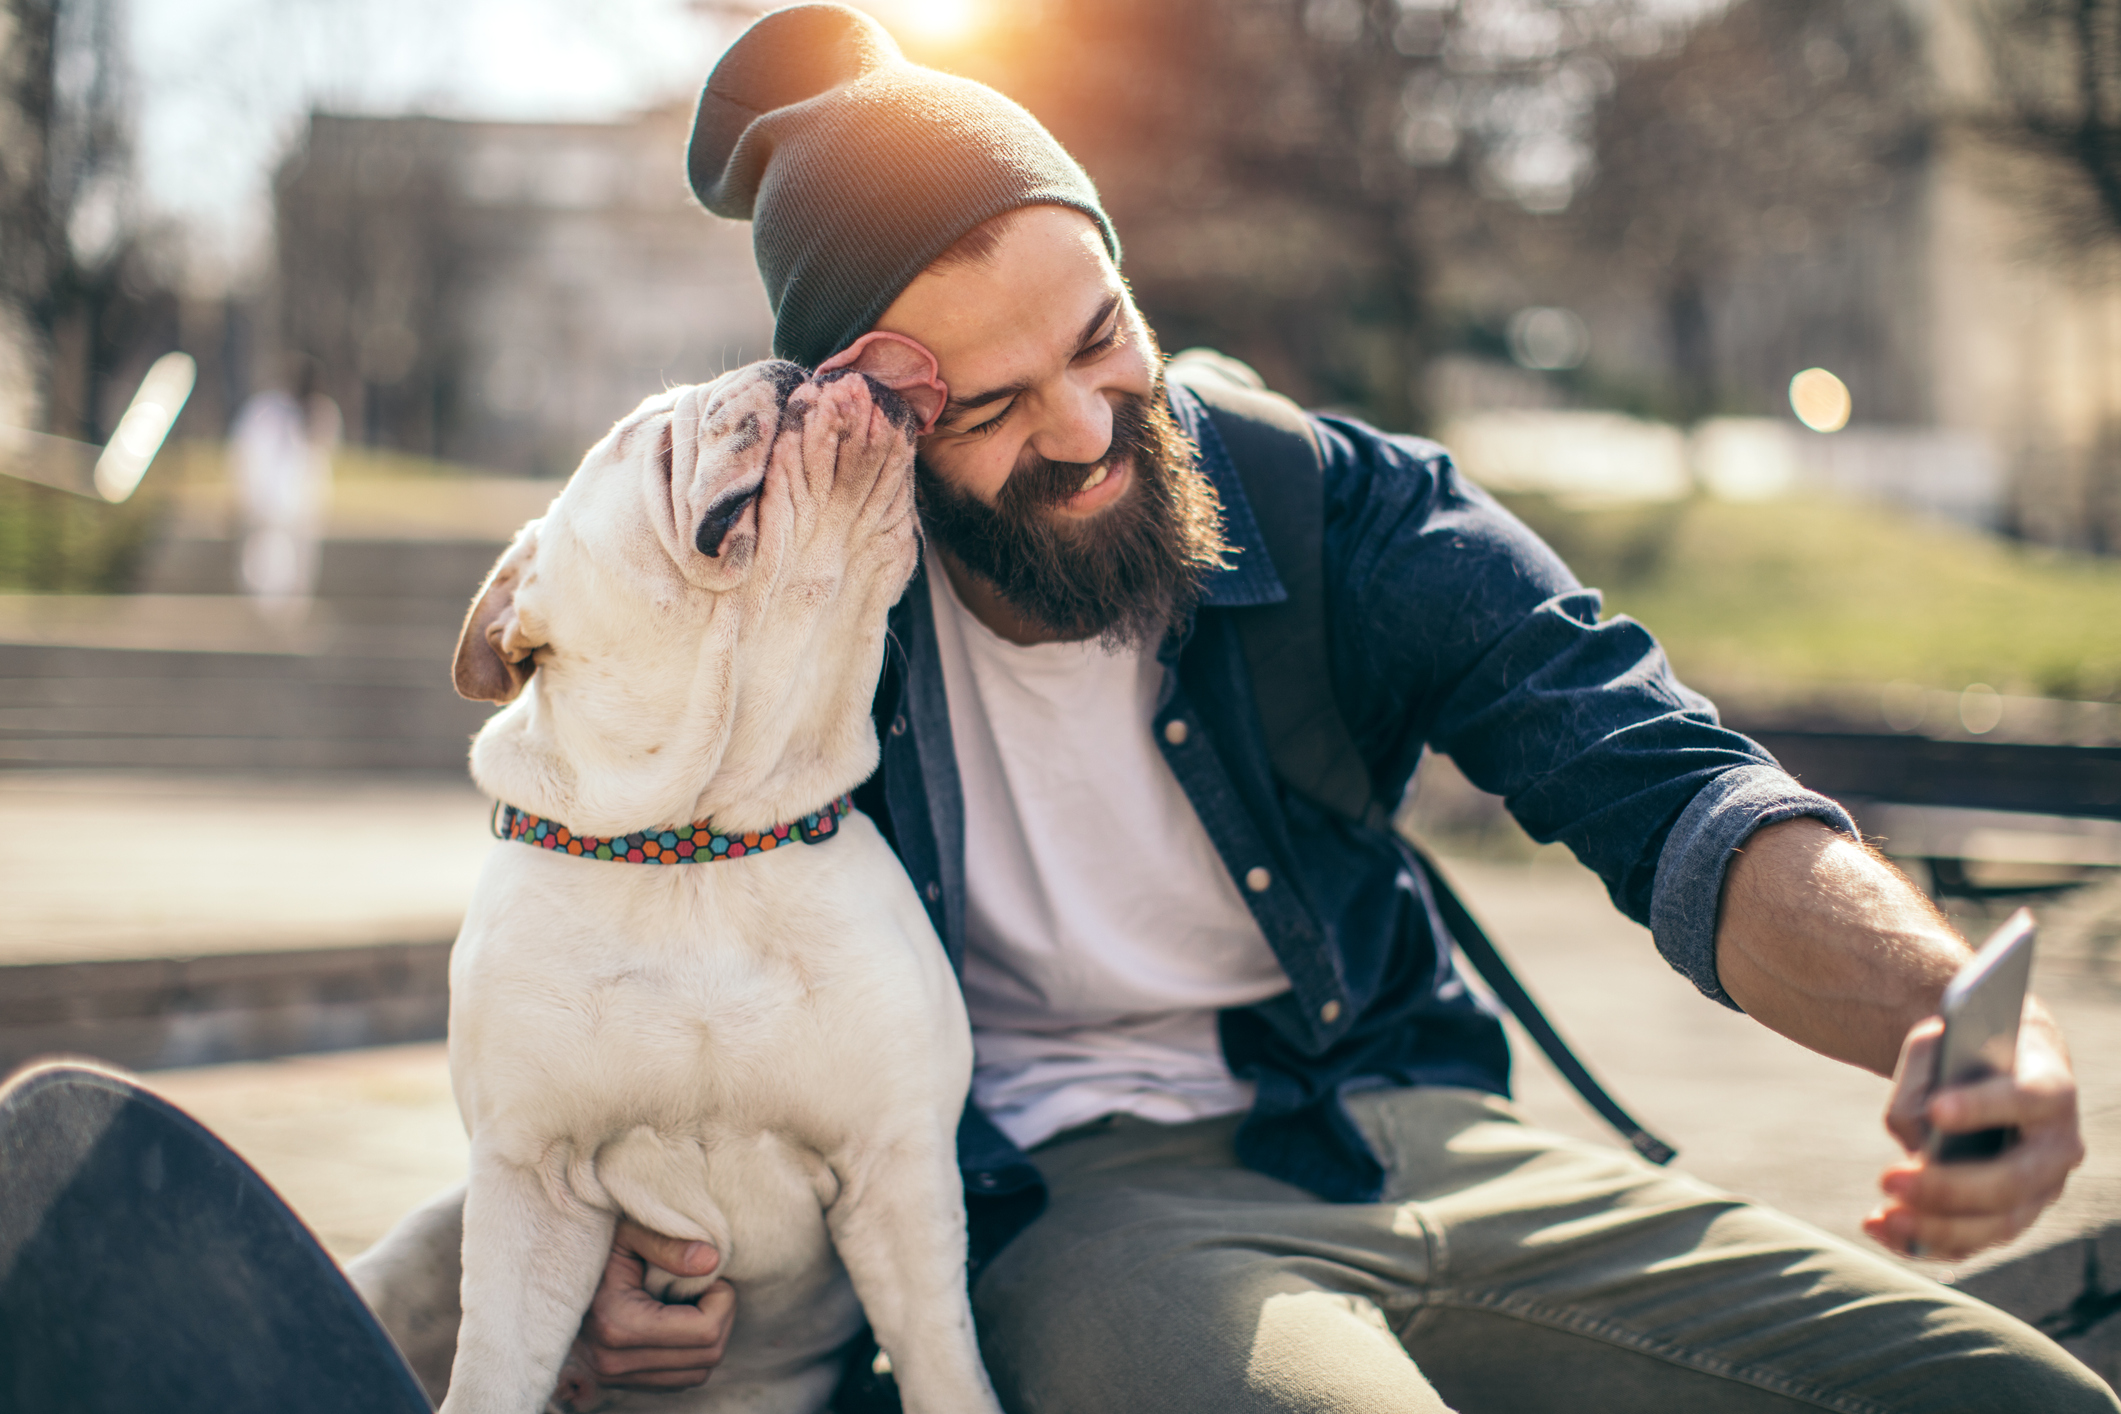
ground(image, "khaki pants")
xmin=972 ymin=1088 xmax=2115 ymax=1414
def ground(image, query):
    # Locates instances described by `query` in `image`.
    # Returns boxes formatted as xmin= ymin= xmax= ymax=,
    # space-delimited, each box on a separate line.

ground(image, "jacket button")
xmin=924 ymin=881 xmax=942 ymax=902
xmin=972 ymin=1172 xmax=997 ymax=1189
xmin=1320 ymin=999 xmax=1342 ymax=1024
xmin=1163 ymin=719 xmax=1189 ymax=745
xmin=890 ymin=714 xmax=908 ymax=736
xmin=1245 ymin=867 xmax=1271 ymax=893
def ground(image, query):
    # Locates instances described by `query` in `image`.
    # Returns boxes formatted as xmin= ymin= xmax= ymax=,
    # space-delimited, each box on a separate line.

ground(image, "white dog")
xmin=418 ymin=343 xmax=997 ymax=1414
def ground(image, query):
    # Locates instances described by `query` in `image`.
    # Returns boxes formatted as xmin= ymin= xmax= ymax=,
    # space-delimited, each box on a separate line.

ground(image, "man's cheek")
xmin=916 ymin=442 xmax=1014 ymax=509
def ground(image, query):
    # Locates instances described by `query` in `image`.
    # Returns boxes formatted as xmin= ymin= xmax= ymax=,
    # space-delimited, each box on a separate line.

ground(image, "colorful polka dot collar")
xmin=494 ymin=794 xmax=853 ymax=864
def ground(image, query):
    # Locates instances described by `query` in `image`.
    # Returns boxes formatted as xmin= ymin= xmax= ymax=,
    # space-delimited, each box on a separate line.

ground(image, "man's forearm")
xmin=1713 ymin=817 xmax=1972 ymax=1076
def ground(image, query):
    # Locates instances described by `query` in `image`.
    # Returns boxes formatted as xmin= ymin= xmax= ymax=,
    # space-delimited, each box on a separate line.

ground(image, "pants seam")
xmin=1411 ymin=1287 xmax=1904 ymax=1414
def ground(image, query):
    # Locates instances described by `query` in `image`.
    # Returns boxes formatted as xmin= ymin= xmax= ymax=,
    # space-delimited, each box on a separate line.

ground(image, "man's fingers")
xmin=580 ymin=1284 xmax=734 ymax=1386
xmin=697 ymin=1278 xmax=738 ymax=1345
xmin=1866 ymin=1194 xmax=2055 ymax=1262
xmin=1928 ymin=1072 xmax=2076 ymax=1135
xmin=613 ymin=1219 xmax=720 ymax=1279
xmin=583 ymin=1277 xmax=730 ymax=1351
xmin=1883 ymin=1018 xmax=1943 ymax=1152
xmin=569 ymin=1336 xmax=716 ymax=1390
xmin=1881 ymin=1141 xmax=2072 ymax=1218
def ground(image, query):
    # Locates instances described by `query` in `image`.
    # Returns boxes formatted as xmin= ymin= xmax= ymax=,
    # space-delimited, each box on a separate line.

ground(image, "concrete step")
xmin=1 ymin=527 xmax=504 ymax=771
xmin=0 ymin=942 xmax=452 ymax=1074
xmin=138 ymin=536 xmax=506 ymax=605
xmin=0 ymin=642 xmax=487 ymax=771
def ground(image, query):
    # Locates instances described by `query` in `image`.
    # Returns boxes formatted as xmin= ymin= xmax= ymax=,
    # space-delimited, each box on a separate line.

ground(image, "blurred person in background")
xmin=231 ymin=353 xmax=337 ymax=622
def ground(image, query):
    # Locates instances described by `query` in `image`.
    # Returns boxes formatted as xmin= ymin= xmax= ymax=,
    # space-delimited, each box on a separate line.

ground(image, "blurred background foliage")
xmin=1502 ymin=491 xmax=2121 ymax=699
xmin=0 ymin=472 xmax=166 ymax=592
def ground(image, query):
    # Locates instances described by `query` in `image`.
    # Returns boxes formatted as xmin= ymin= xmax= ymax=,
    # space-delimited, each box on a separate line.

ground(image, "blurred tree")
xmin=0 ymin=0 xmax=58 ymax=430
xmin=1977 ymin=0 xmax=2121 ymax=252
xmin=273 ymin=117 xmax=469 ymax=457
xmin=1560 ymin=0 xmax=1928 ymax=422
xmin=0 ymin=0 xmax=172 ymax=443
xmin=44 ymin=0 xmax=166 ymax=444
xmin=928 ymin=0 xmax=1676 ymax=431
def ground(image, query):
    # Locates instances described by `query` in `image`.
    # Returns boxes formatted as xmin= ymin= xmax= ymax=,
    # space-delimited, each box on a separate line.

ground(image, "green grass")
xmin=0 ymin=474 xmax=171 ymax=593
xmin=1496 ymin=493 xmax=2121 ymax=702
xmin=0 ymin=441 xmax=515 ymax=594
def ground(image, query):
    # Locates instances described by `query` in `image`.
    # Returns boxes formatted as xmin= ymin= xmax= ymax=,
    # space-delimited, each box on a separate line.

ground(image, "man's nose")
xmin=1029 ymin=378 xmax=1114 ymax=466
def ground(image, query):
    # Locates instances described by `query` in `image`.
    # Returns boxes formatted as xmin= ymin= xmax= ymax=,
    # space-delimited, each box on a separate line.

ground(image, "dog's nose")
xmin=758 ymin=361 xmax=808 ymax=407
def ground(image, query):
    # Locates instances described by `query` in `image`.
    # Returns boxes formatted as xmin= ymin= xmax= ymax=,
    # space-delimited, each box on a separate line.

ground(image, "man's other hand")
xmin=554 ymin=1220 xmax=735 ymax=1405
xmin=1864 ymin=1002 xmax=2086 ymax=1261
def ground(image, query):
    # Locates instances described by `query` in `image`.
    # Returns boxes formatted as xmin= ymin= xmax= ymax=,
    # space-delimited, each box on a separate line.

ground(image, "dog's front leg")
xmin=441 ymin=1144 xmax=615 ymax=1414
xmin=828 ymin=1144 xmax=1001 ymax=1414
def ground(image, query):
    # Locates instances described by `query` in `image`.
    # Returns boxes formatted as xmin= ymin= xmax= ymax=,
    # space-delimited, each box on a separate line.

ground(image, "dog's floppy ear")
xmin=818 ymin=331 xmax=948 ymax=434
xmin=453 ymin=523 xmax=544 ymax=704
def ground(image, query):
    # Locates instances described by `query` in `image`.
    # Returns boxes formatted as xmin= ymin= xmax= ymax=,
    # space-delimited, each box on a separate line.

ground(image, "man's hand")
xmin=1715 ymin=819 xmax=2090 ymax=1261
xmin=1863 ymin=1002 xmax=2085 ymax=1261
xmin=554 ymin=1220 xmax=736 ymax=1407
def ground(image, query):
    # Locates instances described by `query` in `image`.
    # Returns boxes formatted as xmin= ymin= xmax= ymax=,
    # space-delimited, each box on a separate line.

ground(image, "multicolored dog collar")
xmin=495 ymin=794 xmax=853 ymax=863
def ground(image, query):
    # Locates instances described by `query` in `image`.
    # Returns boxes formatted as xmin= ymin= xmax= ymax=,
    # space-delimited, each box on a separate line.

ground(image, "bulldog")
xmin=410 ymin=340 xmax=996 ymax=1414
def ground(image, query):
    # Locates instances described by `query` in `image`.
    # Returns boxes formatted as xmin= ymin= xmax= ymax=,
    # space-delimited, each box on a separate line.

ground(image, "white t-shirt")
xmin=927 ymin=567 xmax=1291 ymax=1150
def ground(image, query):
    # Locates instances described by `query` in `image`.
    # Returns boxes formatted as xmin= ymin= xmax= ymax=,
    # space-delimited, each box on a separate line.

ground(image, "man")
xmin=380 ymin=5 xmax=2109 ymax=1410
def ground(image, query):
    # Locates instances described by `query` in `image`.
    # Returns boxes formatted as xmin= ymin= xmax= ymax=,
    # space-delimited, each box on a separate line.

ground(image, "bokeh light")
xmin=898 ymin=0 xmax=980 ymax=45
xmin=1788 ymin=367 xmax=1851 ymax=433
xmin=1507 ymin=307 xmax=1589 ymax=370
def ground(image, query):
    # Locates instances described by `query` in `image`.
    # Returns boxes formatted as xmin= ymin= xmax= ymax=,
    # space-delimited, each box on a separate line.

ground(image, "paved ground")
xmin=147 ymin=1042 xmax=466 ymax=1260
xmin=0 ymin=771 xmax=490 ymax=964
xmin=11 ymin=773 xmax=2120 ymax=1286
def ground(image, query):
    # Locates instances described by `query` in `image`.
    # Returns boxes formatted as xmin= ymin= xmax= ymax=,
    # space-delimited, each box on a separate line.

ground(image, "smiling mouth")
xmin=1062 ymin=457 xmax=1130 ymax=513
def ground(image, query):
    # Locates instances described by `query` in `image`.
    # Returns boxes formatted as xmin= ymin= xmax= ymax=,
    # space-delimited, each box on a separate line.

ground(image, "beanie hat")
xmin=686 ymin=3 xmax=1120 ymax=369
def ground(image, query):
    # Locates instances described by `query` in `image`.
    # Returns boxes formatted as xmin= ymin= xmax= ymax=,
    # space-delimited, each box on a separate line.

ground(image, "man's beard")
xmin=914 ymin=380 xmax=1229 ymax=650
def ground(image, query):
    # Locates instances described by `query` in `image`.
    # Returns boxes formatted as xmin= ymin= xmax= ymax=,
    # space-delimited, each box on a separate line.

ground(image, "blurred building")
xmin=1428 ymin=0 xmax=2121 ymax=548
xmin=271 ymin=107 xmax=773 ymax=477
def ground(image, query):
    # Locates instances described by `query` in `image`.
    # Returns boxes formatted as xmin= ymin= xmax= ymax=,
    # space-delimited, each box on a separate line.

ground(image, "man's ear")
xmin=818 ymin=331 xmax=948 ymax=434
xmin=453 ymin=522 xmax=544 ymax=704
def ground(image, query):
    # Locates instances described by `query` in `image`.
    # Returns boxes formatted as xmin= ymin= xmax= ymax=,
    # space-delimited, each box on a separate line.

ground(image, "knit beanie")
xmin=686 ymin=3 xmax=1120 ymax=369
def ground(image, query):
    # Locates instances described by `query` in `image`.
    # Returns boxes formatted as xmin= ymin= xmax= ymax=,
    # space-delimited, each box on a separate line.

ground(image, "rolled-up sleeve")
xmin=1649 ymin=763 xmax=1860 ymax=1010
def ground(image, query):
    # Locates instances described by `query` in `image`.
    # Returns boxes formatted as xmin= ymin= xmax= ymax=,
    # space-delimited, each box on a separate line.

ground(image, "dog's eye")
xmin=696 ymin=483 xmax=762 ymax=558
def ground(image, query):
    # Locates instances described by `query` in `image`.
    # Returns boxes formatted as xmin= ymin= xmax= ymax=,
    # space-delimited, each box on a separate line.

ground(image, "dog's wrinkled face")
xmin=452 ymin=343 xmax=943 ymax=835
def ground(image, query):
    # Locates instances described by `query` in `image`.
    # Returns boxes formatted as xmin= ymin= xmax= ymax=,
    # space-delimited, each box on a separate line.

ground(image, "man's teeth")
xmin=1077 ymin=465 xmax=1110 ymax=494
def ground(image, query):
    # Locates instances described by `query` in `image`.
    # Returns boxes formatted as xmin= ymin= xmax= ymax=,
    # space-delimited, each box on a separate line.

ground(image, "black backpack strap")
xmin=1399 ymin=838 xmax=1678 ymax=1165
xmin=1165 ymin=351 xmax=1377 ymax=825
xmin=1166 ymin=349 xmax=1677 ymax=1167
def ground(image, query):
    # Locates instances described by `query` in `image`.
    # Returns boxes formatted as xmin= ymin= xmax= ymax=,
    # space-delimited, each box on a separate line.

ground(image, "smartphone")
xmin=1924 ymin=908 xmax=2037 ymax=1163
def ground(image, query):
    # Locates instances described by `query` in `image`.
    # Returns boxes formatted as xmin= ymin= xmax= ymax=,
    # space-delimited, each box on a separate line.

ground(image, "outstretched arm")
xmin=1715 ymin=817 xmax=2084 ymax=1260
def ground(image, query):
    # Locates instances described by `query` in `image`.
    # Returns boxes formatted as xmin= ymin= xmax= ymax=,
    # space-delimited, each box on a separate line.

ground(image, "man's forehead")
xmin=875 ymin=208 xmax=1121 ymax=393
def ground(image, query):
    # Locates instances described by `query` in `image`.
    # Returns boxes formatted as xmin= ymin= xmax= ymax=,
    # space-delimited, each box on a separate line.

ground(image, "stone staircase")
xmin=0 ymin=537 xmax=503 ymax=772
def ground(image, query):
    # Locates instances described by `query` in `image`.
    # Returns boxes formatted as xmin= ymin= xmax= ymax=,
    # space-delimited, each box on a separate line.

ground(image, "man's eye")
xmin=960 ymin=399 xmax=1014 ymax=438
xmin=1081 ymin=322 xmax=1123 ymax=359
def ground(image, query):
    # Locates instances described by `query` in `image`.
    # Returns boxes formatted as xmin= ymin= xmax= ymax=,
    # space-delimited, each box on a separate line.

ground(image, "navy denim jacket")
xmin=853 ymin=384 xmax=1855 ymax=1255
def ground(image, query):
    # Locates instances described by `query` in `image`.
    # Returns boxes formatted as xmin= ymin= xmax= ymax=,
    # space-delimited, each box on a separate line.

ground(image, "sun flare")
xmin=898 ymin=0 xmax=980 ymax=45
